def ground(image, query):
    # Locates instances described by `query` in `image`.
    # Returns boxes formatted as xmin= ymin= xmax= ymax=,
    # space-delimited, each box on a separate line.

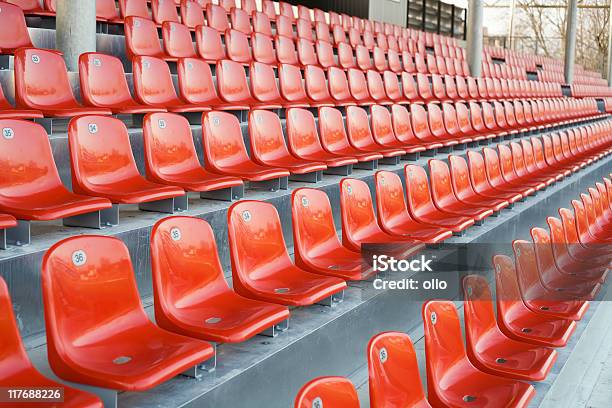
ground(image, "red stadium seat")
xmin=375 ymin=171 xmax=453 ymax=243
xmin=226 ymin=28 xmax=252 ymax=63
xmin=286 ymin=108 xmax=358 ymax=173
xmin=422 ymin=300 xmax=535 ymax=408
xmin=347 ymin=68 xmax=374 ymax=105
xmin=0 ymin=119 xmax=112 ymax=222
xmin=252 ymin=32 xmax=277 ymax=64
xmin=133 ymin=56 xmax=211 ymax=112
xmin=296 ymin=18 xmax=313 ymax=41
xmin=400 ymin=72 xmax=420 ymax=101
xmin=275 ymin=35 xmax=299 ymax=65
xmin=14 ymin=48 xmax=112 ymax=117
xmin=42 ymin=235 xmax=215 ymax=391
xmin=315 ymin=21 xmax=331 ymax=43
xmin=177 ymin=57 xmax=236 ymax=110
xmin=305 ymin=65 xmax=334 ymax=107
xmin=219 ymin=0 xmax=234 ymax=12
xmin=370 ymin=104 xmax=423 ymax=155
xmin=206 ymin=3 xmax=229 ymax=31
xmin=278 ymin=63 xmax=309 ymax=107
xmin=202 ymin=111 xmax=290 ymax=188
xmin=119 ymin=0 xmax=149 ymax=19
xmin=231 ymin=7 xmax=252 ymax=35
xmin=0 ymin=1 xmax=34 ymax=53
xmin=328 ymin=66 xmax=356 ymax=106
xmin=405 ymin=165 xmax=474 ymax=234
xmin=215 ymin=59 xmax=259 ymax=108
xmin=143 ymin=112 xmax=244 ymax=200
xmin=249 ymin=109 xmax=326 ymax=180
xmin=340 ymin=178 xmax=423 ymax=253
xmin=152 ymin=0 xmax=179 ymax=24
xmin=68 ymin=115 xmax=186 ymax=211
xmin=241 ymin=0 xmax=256 ymax=13
xmin=125 ymin=17 xmax=173 ymax=60
xmin=559 ymin=206 xmax=612 ymax=265
xmin=150 ymin=216 xmax=289 ymax=342
xmin=429 ymin=159 xmax=494 ymax=222
xmin=367 ymin=70 xmax=391 ymax=105
xmin=79 ymin=53 xmax=164 ymax=114
xmin=497 ymin=144 xmax=544 ymax=192
xmin=513 ymin=240 xmax=589 ymax=321
xmin=316 ymin=39 xmax=336 ymax=68
xmin=0 ymin=277 xmax=104 ymax=407
xmin=228 ymin=200 xmax=347 ymax=306
xmin=319 ymin=106 xmax=383 ymax=167
xmin=249 ymin=62 xmax=284 ymax=109
xmin=338 ymin=42 xmax=356 ymax=69
xmin=462 ymin=275 xmax=557 ymax=381
xmin=390 ymin=104 xmax=430 ymax=151
xmin=346 ymin=106 xmax=405 ymax=162
xmin=252 ymin=11 xmax=273 ymax=37
xmin=466 ymin=150 xmax=522 ymax=204
xmin=180 ymin=0 xmax=204 ymax=29
xmin=409 ymin=104 xmax=443 ymax=150
xmin=261 ymin=0 xmax=275 ymax=19
xmin=493 ymin=255 xmax=576 ymax=348
xmin=162 ymin=22 xmax=197 ymax=58
xmin=356 ymin=44 xmax=373 ymax=71
xmin=296 ymin=37 xmax=318 ymax=66
xmin=196 ymin=26 xmax=226 ymax=62
xmin=295 ymin=377 xmax=359 ymax=408
xmin=291 ymin=188 xmax=370 ymax=280
xmin=482 ymin=147 xmax=534 ymax=198
xmin=382 ymin=71 xmax=404 ymax=104
xmin=367 ymin=332 xmax=432 ymax=408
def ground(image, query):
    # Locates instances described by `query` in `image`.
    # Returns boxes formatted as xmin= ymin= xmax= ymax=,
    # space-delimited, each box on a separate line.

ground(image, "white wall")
xmin=368 ymin=0 xmax=408 ymax=27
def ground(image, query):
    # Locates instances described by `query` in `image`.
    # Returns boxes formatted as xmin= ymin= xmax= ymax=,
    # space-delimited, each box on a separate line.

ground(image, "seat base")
xmin=200 ymin=185 xmax=245 ymax=202
xmin=139 ymin=195 xmax=189 ymax=213
xmin=246 ymin=177 xmax=289 ymax=192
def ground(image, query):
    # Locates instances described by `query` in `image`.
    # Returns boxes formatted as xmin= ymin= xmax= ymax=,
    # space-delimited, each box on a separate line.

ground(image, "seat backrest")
xmin=315 ymin=21 xmax=331 ymax=43
xmin=337 ymin=42 xmax=355 ymax=69
xmin=0 ymin=276 xmax=33 ymax=375
xmin=180 ymin=0 xmax=204 ymax=29
xmin=133 ymin=56 xmax=181 ymax=105
xmin=125 ymin=16 xmax=164 ymax=59
xmin=410 ymin=103 xmax=433 ymax=142
xmin=401 ymin=72 xmax=418 ymax=100
xmin=466 ymin=150 xmax=494 ymax=193
xmin=142 ymin=112 xmax=203 ymax=182
xmin=509 ymin=142 xmax=528 ymax=177
xmin=347 ymin=68 xmax=370 ymax=102
xmin=228 ymin=200 xmax=294 ymax=284
xmin=250 ymin=62 xmax=281 ymax=103
xmin=119 ymin=0 xmax=149 ymax=18
xmin=292 ymin=188 xmax=346 ymax=264
xmin=375 ymin=170 xmax=411 ymax=227
xmin=150 ymin=216 xmax=229 ymax=321
xmin=316 ymin=40 xmax=336 ymax=68
xmin=42 ymin=236 xmax=151 ymax=359
xmin=296 ymin=38 xmax=318 ymax=66
xmin=152 ymin=0 xmax=179 ymax=24
xmin=14 ymin=48 xmax=79 ymax=109
xmin=162 ymin=21 xmax=197 ymax=58
xmin=482 ymin=147 xmax=505 ymax=185
xmin=512 ymin=239 xmax=544 ymax=297
xmin=0 ymin=119 xmax=65 ymax=200
xmin=226 ymin=28 xmax=252 ymax=63
xmin=252 ymin=11 xmax=273 ymax=36
xmin=462 ymin=274 xmax=497 ymax=345
xmin=216 ymin=59 xmax=253 ymax=103
xmin=428 ymin=159 xmax=457 ymax=207
xmin=279 ymin=63 xmax=307 ymax=103
xmin=346 ymin=106 xmax=376 ymax=149
xmin=383 ymin=71 xmax=401 ymax=101
xmin=68 ymin=115 xmax=142 ymax=193
xmin=294 ymin=377 xmax=359 ymax=408
xmin=370 ymin=104 xmax=397 ymax=145
xmin=422 ymin=300 xmax=467 ymax=390
xmin=206 ymin=3 xmax=229 ymax=31
xmin=275 ymin=15 xmax=293 ymax=38
xmin=286 ymin=108 xmax=326 ymax=158
xmin=368 ymin=332 xmax=428 ymax=408
xmin=328 ymin=66 xmax=353 ymax=103
xmin=196 ymin=26 xmax=226 ymax=61
xmin=391 ymin=104 xmax=419 ymax=144
xmin=455 ymin=102 xmax=474 ymax=135
xmin=261 ymin=0 xmax=275 ymax=19
xmin=177 ymin=57 xmax=219 ymax=104
xmin=248 ymin=109 xmax=292 ymax=164
xmin=0 ymin=1 xmax=33 ymax=53
xmin=275 ymin=35 xmax=298 ymax=65
xmin=318 ymin=106 xmax=351 ymax=152
xmin=79 ymin=53 xmax=135 ymax=108
xmin=427 ymin=103 xmax=447 ymax=140
xmin=373 ymin=47 xmax=388 ymax=71
xmin=231 ymin=7 xmax=252 ymax=35
xmin=366 ymin=70 xmax=387 ymax=101
xmin=304 ymin=65 xmax=332 ymax=102
xmin=356 ymin=45 xmax=373 ymax=70
xmin=405 ymin=165 xmax=436 ymax=217
xmin=202 ymin=111 xmax=252 ymax=171
xmin=493 ymin=254 xmax=525 ymax=318
xmin=296 ymin=18 xmax=313 ymax=41
xmin=448 ymin=155 xmax=475 ymax=201
xmin=340 ymin=178 xmax=380 ymax=249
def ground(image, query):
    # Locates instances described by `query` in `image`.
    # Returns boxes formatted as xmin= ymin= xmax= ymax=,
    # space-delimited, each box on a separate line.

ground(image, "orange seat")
xmin=426 ymin=103 xmax=459 ymax=147
xmin=328 ymin=66 xmax=357 ymax=106
xmin=346 ymin=106 xmax=405 ymax=162
xmin=368 ymin=332 xmax=432 ymax=408
xmin=275 ymin=35 xmax=299 ymax=65
xmin=367 ymin=70 xmax=392 ymax=105
xmin=319 ymin=106 xmax=383 ymax=168
xmin=177 ymin=57 xmax=238 ymax=110
xmin=119 ymin=0 xmax=149 ymax=19
xmin=375 ymin=171 xmax=453 ymax=244
xmin=390 ymin=104 xmax=433 ymax=153
xmin=162 ymin=22 xmax=197 ymax=58
xmin=559 ymin=207 xmax=611 ymax=266
xmin=42 ymin=236 xmax=215 ymax=391
xmin=228 ymin=201 xmax=347 ymax=306
xmin=340 ymin=178 xmax=424 ymax=254
xmin=405 ymin=165 xmax=475 ymax=234
xmin=482 ymin=147 xmax=533 ymax=198
xmin=249 ymin=109 xmax=326 ymax=180
xmin=206 ymin=3 xmax=229 ymax=31
xmin=0 ymin=119 xmax=112 ymax=221
xmin=133 ymin=56 xmax=211 ymax=112
xmin=231 ymin=7 xmax=252 ymax=35
xmin=150 ymin=216 xmax=289 ymax=343
xmin=292 ymin=188 xmax=371 ymax=280
xmin=423 ymin=300 xmax=535 ymax=408
xmin=371 ymin=104 xmax=424 ymax=155
xmin=294 ymin=377 xmax=359 ymax=408
xmin=202 ymin=111 xmax=290 ymax=188
xmin=347 ymin=68 xmax=374 ymax=106
xmin=216 ymin=59 xmax=259 ymax=109
xmin=463 ymin=275 xmax=557 ymax=382
xmin=69 ymin=115 xmax=186 ymax=210
xmin=513 ymin=240 xmax=589 ymax=321
xmin=409 ymin=104 xmax=443 ymax=150
xmin=151 ymin=0 xmax=179 ymax=24
xmin=493 ymin=255 xmax=576 ymax=348
xmin=0 ymin=277 xmax=104 ymax=407
xmin=278 ymin=63 xmax=310 ymax=108
xmin=286 ymin=108 xmax=357 ymax=174
xmin=466 ymin=150 xmax=522 ymax=204
xmin=79 ymin=52 xmax=165 ymax=114
xmin=14 ymin=48 xmax=112 ymax=118
xmin=252 ymin=10 xmax=272 ymax=37
xmin=0 ymin=1 xmax=34 ymax=53
xmin=125 ymin=17 xmax=174 ymax=61
xmin=226 ymin=28 xmax=252 ymax=64
xmin=180 ymin=0 xmax=204 ymax=29
xmin=249 ymin=62 xmax=284 ymax=109
xmin=196 ymin=26 xmax=226 ymax=63
xmin=304 ymin=65 xmax=335 ymax=107
xmin=143 ymin=112 xmax=244 ymax=200
xmin=429 ymin=159 xmax=493 ymax=222
xmin=316 ymin=39 xmax=336 ymax=68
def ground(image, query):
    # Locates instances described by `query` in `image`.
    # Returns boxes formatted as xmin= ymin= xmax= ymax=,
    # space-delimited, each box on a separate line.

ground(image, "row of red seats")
xmin=572 ymin=83 xmax=612 ymax=98
xmin=0 ymin=48 xmax=568 ymax=119
xmin=295 ymin=176 xmax=612 ymax=407
xmin=481 ymin=61 xmax=527 ymax=81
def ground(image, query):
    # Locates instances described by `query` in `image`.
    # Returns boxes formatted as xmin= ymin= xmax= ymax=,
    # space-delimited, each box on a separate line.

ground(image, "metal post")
xmin=56 ymin=0 xmax=96 ymax=71
xmin=564 ymin=0 xmax=578 ymax=84
xmin=507 ymin=0 xmax=516 ymax=50
xmin=607 ymin=0 xmax=612 ymax=85
xmin=466 ymin=0 xmax=484 ymax=77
